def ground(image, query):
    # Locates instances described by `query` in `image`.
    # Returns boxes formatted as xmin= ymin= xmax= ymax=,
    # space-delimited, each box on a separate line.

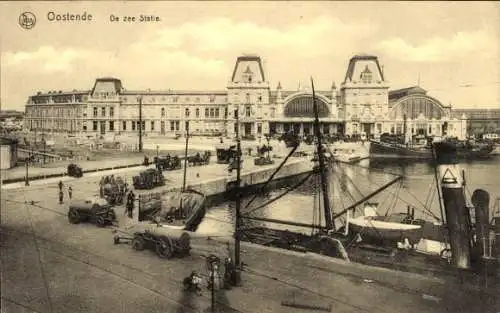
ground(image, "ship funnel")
xmin=471 ymin=189 xmax=490 ymax=258
xmin=433 ymin=141 xmax=473 ymax=269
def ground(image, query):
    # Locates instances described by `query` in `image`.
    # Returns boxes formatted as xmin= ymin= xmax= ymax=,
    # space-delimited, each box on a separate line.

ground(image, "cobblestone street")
xmin=2 ymin=160 xmax=497 ymax=313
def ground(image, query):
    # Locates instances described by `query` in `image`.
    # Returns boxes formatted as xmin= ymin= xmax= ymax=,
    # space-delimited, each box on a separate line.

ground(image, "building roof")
xmin=269 ymin=90 xmax=332 ymax=103
xmin=0 ymin=110 xmax=24 ymax=118
xmin=121 ymin=90 xmax=227 ymax=96
xmin=33 ymin=90 xmax=90 ymax=97
xmin=343 ymin=55 xmax=385 ymax=83
xmin=451 ymin=108 xmax=500 ymax=119
xmin=231 ymin=55 xmax=266 ymax=83
xmin=389 ymin=86 xmax=427 ymax=102
xmin=0 ymin=137 xmax=18 ymax=145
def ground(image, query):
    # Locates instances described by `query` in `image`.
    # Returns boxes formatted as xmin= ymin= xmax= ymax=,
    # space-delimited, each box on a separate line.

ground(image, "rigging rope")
xmin=244 ymin=144 xmax=300 ymax=211
xmin=384 ymin=180 xmax=402 ymax=217
xmin=243 ymin=171 xmax=314 ymax=217
xmin=335 ymin=164 xmax=366 ymax=199
xmin=329 ymin=165 xmax=357 ymax=204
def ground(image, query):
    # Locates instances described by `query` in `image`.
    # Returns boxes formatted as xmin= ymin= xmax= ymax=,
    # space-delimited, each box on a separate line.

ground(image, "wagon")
xmin=155 ymin=155 xmax=182 ymax=171
xmin=254 ymin=156 xmax=275 ymax=166
xmin=133 ymin=169 xmax=165 ymax=190
xmin=67 ymin=163 xmax=83 ymax=178
xmin=67 ymin=197 xmax=116 ymax=227
xmin=114 ymin=226 xmax=191 ymax=259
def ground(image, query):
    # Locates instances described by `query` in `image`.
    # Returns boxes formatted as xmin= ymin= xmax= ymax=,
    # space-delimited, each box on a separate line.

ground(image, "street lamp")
xmin=41 ymin=133 xmax=46 ymax=165
xmin=137 ymin=96 xmax=143 ymax=152
xmin=25 ymin=151 xmax=29 ymax=186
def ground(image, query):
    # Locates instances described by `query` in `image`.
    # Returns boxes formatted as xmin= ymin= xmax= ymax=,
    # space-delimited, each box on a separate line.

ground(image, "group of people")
xmin=183 ymin=257 xmax=238 ymax=295
xmin=58 ymin=180 xmax=72 ymax=204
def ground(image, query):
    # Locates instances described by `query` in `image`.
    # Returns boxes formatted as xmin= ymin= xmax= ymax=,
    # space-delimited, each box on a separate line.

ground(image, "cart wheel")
xmin=440 ymin=248 xmax=452 ymax=260
xmin=114 ymin=235 xmax=120 ymax=245
xmin=178 ymin=232 xmax=191 ymax=254
xmin=132 ymin=235 xmax=145 ymax=251
xmin=108 ymin=210 xmax=116 ymax=221
xmin=68 ymin=208 xmax=80 ymax=224
xmin=95 ymin=215 xmax=106 ymax=227
xmin=156 ymin=237 xmax=173 ymax=259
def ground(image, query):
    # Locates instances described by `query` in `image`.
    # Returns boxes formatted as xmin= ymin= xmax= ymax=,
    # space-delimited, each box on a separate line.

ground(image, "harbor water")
xmin=197 ymin=156 xmax=500 ymax=237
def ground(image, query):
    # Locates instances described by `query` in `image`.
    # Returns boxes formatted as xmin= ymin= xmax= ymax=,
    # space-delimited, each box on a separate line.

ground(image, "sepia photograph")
xmin=1 ymin=1 xmax=499 ymax=312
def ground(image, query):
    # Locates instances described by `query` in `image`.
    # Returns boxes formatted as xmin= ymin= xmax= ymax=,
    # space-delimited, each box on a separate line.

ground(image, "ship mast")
xmin=311 ymin=78 xmax=334 ymax=231
xmin=234 ymin=109 xmax=242 ymax=266
xmin=403 ymin=113 xmax=408 ymax=145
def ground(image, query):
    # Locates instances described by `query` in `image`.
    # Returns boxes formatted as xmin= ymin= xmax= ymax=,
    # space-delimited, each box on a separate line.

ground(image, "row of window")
xmin=182 ymin=107 xmax=222 ymax=118
xmin=27 ymin=108 xmax=82 ymax=117
xmin=90 ymin=120 xmax=182 ymax=132
xmin=93 ymin=107 xmax=114 ymax=117
xmin=122 ymin=95 xmax=224 ymax=104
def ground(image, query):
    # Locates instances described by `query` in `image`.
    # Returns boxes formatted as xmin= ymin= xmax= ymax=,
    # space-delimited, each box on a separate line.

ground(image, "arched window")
xmin=284 ymin=95 xmax=330 ymax=118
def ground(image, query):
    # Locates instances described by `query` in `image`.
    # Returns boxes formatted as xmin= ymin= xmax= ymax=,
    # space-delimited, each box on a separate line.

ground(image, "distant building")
xmin=0 ymin=137 xmax=18 ymax=170
xmin=452 ymin=108 xmax=500 ymax=135
xmin=23 ymin=54 xmax=467 ymax=139
xmin=0 ymin=110 xmax=24 ymax=132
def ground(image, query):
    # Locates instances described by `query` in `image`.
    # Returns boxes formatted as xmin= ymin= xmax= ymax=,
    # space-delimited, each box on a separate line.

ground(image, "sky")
xmin=1 ymin=1 xmax=499 ymax=110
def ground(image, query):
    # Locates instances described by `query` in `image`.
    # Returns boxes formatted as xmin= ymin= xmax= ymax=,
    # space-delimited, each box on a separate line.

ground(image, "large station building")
xmin=23 ymin=54 xmax=467 ymax=139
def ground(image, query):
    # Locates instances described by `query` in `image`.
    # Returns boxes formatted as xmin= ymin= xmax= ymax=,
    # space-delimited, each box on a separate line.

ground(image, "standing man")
xmin=127 ymin=191 xmax=135 ymax=218
xmin=59 ymin=189 xmax=64 ymax=204
xmin=58 ymin=180 xmax=63 ymax=192
xmin=68 ymin=186 xmax=73 ymax=199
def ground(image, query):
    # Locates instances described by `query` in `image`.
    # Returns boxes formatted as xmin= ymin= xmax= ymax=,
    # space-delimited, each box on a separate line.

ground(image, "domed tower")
xmin=331 ymin=81 xmax=338 ymax=118
xmin=340 ymin=55 xmax=390 ymax=137
xmin=226 ymin=55 xmax=270 ymax=137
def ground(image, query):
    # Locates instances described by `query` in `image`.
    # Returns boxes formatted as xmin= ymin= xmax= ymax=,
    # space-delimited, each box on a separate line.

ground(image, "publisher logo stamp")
xmin=19 ymin=12 xmax=36 ymax=29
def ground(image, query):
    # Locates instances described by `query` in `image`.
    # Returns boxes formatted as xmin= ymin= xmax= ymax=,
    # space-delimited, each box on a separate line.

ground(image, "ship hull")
xmin=348 ymin=218 xmax=423 ymax=245
xmin=369 ymin=140 xmax=430 ymax=159
xmin=369 ymin=140 xmax=494 ymax=160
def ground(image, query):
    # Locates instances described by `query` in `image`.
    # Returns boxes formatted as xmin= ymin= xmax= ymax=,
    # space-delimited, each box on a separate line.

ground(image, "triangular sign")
xmin=441 ymin=168 xmax=458 ymax=184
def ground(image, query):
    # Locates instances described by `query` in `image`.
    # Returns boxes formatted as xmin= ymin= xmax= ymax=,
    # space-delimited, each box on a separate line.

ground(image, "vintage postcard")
xmin=1 ymin=1 xmax=499 ymax=313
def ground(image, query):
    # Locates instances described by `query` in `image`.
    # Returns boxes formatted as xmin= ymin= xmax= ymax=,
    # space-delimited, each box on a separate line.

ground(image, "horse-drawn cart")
xmin=99 ymin=175 xmax=127 ymax=205
xmin=187 ymin=151 xmax=211 ymax=167
xmin=67 ymin=163 xmax=83 ymax=178
xmin=68 ymin=197 xmax=116 ymax=227
xmin=133 ymin=169 xmax=165 ymax=190
xmin=155 ymin=155 xmax=182 ymax=171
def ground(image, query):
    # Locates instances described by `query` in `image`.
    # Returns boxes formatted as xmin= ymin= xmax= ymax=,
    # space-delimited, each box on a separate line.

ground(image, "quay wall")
xmin=154 ymin=158 xmax=314 ymax=206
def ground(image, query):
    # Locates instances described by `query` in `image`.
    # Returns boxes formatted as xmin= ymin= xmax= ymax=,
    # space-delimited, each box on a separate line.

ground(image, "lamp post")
xmin=138 ymin=96 xmax=143 ymax=152
xmin=182 ymin=121 xmax=189 ymax=192
xmin=42 ymin=133 xmax=46 ymax=165
xmin=234 ymin=109 xmax=242 ymax=267
xmin=25 ymin=150 xmax=29 ymax=186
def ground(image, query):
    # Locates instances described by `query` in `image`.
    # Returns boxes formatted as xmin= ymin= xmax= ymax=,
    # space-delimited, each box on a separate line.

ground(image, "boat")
xmin=347 ymin=202 xmax=424 ymax=246
xmin=369 ymin=117 xmax=495 ymax=159
xmin=370 ymin=136 xmax=495 ymax=159
xmin=137 ymin=188 xmax=207 ymax=231
xmin=136 ymin=125 xmax=207 ymax=232
xmin=330 ymin=147 xmax=365 ymax=163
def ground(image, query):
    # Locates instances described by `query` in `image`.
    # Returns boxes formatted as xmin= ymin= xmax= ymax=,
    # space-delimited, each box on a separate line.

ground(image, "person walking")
xmin=59 ymin=189 xmax=64 ymax=204
xmin=58 ymin=180 xmax=63 ymax=192
xmin=68 ymin=186 xmax=73 ymax=199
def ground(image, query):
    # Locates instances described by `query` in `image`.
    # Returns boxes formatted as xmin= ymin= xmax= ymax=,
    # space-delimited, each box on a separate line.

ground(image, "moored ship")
xmin=369 ymin=117 xmax=494 ymax=160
